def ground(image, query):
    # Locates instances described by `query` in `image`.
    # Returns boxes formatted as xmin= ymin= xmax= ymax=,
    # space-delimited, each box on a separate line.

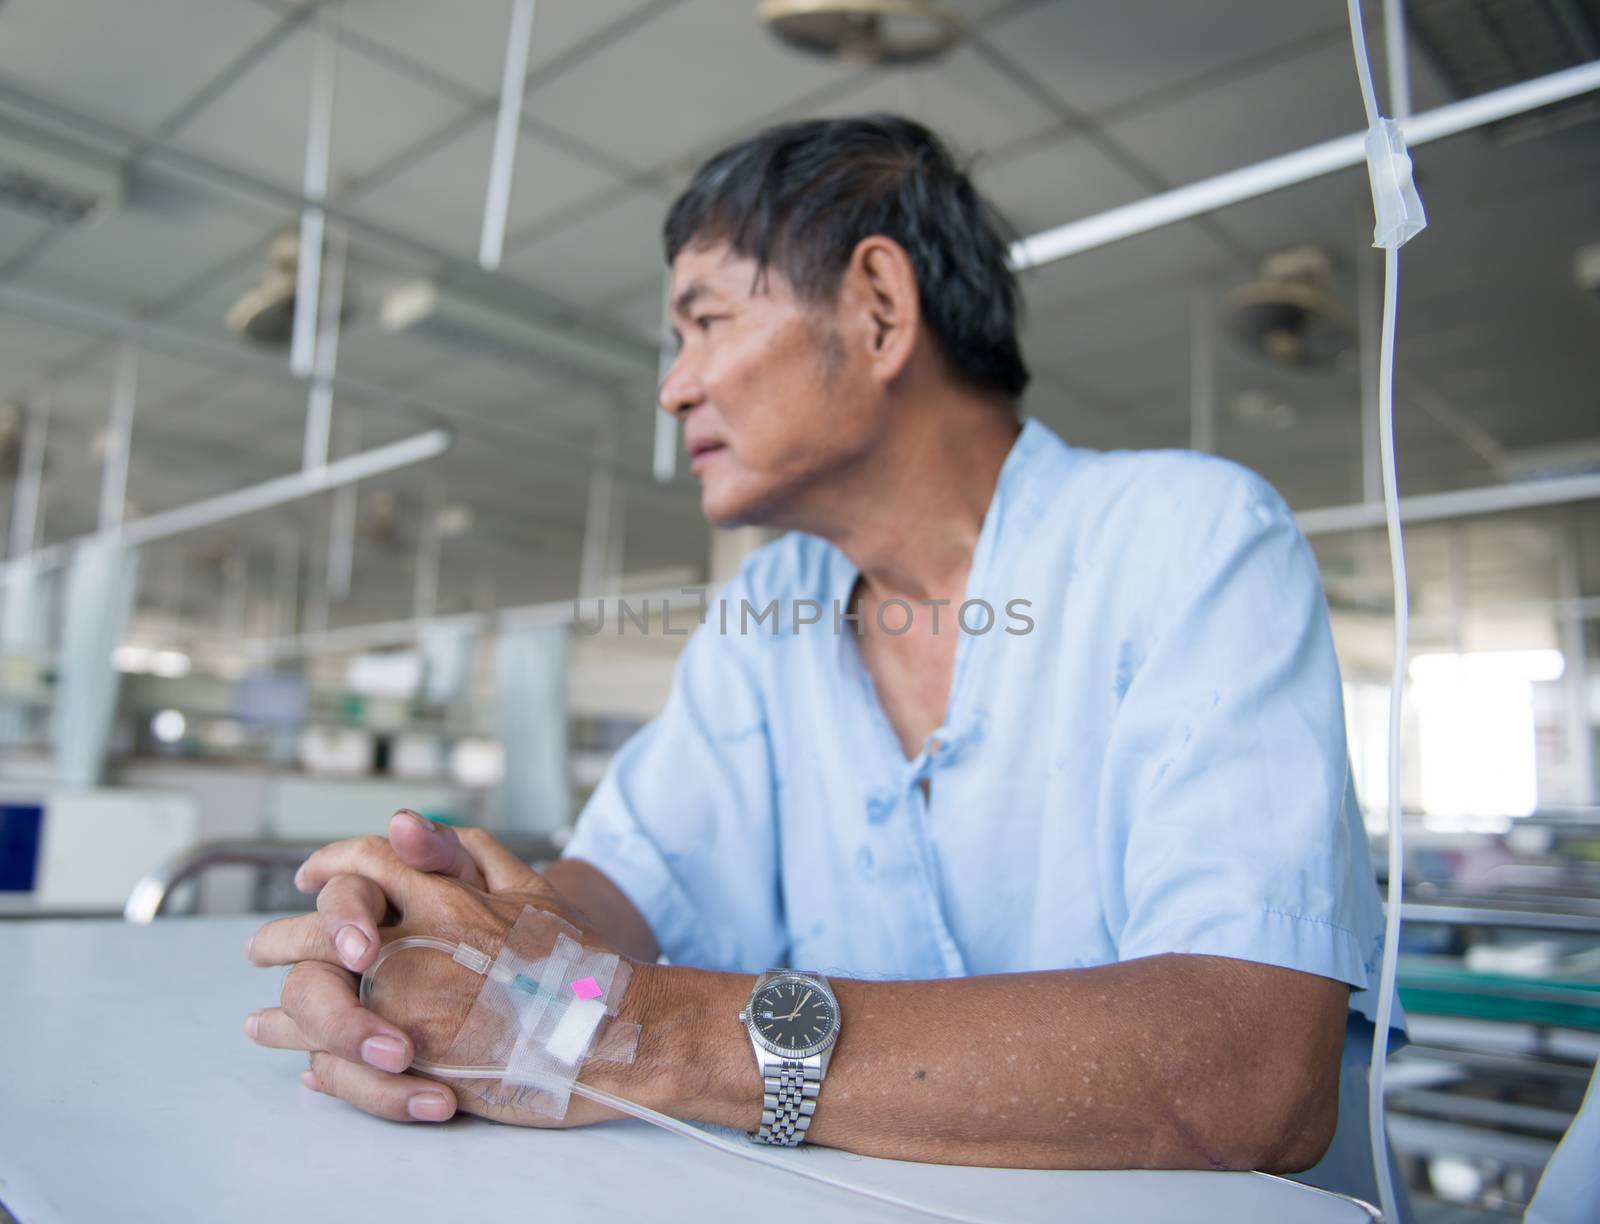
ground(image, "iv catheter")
xmin=360 ymin=933 xmax=1001 ymax=1224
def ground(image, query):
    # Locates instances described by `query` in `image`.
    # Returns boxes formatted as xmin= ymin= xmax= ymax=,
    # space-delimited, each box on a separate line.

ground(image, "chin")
xmin=699 ymin=478 xmax=778 ymax=529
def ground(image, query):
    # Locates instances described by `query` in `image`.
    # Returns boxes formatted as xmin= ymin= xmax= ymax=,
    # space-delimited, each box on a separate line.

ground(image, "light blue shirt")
xmin=564 ymin=418 xmax=1389 ymax=1029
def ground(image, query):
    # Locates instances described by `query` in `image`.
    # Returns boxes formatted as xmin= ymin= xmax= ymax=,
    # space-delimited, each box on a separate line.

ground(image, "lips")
xmin=687 ymin=436 xmax=727 ymax=473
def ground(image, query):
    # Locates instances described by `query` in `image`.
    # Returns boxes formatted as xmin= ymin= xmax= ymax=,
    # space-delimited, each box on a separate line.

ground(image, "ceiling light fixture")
xmin=756 ymin=0 xmax=963 ymax=66
xmin=1225 ymin=246 xmax=1353 ymax=369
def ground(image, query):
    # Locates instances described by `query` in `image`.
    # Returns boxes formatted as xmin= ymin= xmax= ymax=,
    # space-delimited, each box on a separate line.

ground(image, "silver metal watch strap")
xmin=755 ymin=1058 xmax=821 ymax=1146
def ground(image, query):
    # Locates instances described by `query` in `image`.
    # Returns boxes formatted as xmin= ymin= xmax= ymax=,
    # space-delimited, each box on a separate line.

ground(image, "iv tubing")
xmin=361 ymin=937 xmax=998 ymax=1224
xmin=1346 ymin=2 xmax=1410 ymax=1221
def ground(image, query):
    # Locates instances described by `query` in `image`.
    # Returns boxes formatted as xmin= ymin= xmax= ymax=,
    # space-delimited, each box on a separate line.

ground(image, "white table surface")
xmin=0 ymin=918 xmax=1381 ymax=1224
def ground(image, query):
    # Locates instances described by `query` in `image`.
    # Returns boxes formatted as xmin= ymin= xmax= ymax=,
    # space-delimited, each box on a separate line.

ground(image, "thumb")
xmin=388 ymin=810 xmax=488 ymax=890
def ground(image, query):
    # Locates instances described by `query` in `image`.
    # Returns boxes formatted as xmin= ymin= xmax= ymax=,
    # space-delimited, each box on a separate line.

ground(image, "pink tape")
xmin=570 ymin=976 xmax=603 ymax=1001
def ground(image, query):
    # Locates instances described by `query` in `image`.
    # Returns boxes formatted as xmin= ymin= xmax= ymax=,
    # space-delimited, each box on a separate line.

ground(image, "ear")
xmin=842 ymin=236 xmax=921 ymax=385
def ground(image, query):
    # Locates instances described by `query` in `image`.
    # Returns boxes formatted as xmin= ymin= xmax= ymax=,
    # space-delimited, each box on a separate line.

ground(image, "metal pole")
xmin=9 ymin=395 xmax=49 ymax=559
xmin=1357 ymin=239 xmax=1382 ymax=506
xmin=1296 ymin=468 xmax=1600 ymax=537
xmin=1559 ymin=518 xmax=1595 ymax=805
xmin=412 ymin=482 xmax=442 ymax=621
xmin=1447 ymin=523 xmax=1467 ymax=654
xmin=290 ymin=4 xmax=338 ymax=378
xmin=579 ymin=408 xmax=623 ymax=596
xmin=1009 ymin=60 xmax=1600 ymax=269
xmin=478 ymin=0 xmax=537 ymax=271
xmin=1188 ymin=286 xmax=1215 ymax=455
xmin=302 ymin=223 xmax=348 ymax=472
xmin=325 ymin=413 xmax=361 ymax=600
xmin=98 ymin=343 xmax=139 ymax=533
xmin=1384 ymin=0 xmax=1413 ymax=120
xmin=1 ymin=429 xmax=452 ymax=576
xmin=305 ymin=502 xmax=330 ymax=639
xmin=652 ymin=272 xmax=678 ymax=483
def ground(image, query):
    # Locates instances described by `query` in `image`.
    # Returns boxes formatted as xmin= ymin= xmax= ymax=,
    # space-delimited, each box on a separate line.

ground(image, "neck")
xmin=787 ymin=387 xmax=1021 ymax=604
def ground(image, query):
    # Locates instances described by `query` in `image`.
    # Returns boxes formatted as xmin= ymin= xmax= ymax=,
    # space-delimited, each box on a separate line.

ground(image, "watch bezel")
xmin=744 ymin=971 xmax=840 ymax=1060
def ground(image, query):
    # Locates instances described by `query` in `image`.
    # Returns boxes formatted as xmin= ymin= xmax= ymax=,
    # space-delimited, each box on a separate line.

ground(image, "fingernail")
xmin=408 ymin=1092 xmax=452 ymax=1122
xmin=360 ymin=1035 xmax=408 ymax=1073
xmin=335 ymin=926 xmax=370 ymax=968
xmin=244 ymin=1011 xmax=260 ymax=1041
xmin=300 ymin=1070 xmax=319 ymax=1092
xmin=292 ymin=866 xmax=309 ymax=892
xmin=244 ymin=933 xmax=256 ymax=962
xmin=399 ymin=808 xmax=437 ymax=833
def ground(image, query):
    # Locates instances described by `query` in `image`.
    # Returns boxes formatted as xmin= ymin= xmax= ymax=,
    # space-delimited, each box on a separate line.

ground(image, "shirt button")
xmin=865 ymin=792 xmax=893 ymax=824
xmin=856 ymin=846 xmax=876 ymax=878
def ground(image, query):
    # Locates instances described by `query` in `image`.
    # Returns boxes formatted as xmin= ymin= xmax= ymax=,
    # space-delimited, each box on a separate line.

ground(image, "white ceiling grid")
xmin=0 ymin=0 xmax=1592 ymax=635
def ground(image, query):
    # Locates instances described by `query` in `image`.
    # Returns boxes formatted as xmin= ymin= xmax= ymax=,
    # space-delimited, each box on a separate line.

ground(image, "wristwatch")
xmin=737 ymin=969 xmax=841 ymax=1146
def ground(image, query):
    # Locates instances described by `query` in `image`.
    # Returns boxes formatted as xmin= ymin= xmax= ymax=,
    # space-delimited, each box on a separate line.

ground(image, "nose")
xmin=657 ymin=349 xmax=704 ymax=420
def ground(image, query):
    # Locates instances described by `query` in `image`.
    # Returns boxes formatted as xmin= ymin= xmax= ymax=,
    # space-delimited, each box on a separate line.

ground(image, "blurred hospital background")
xmin=0 ymin=1 xmax=1596 ymax=1217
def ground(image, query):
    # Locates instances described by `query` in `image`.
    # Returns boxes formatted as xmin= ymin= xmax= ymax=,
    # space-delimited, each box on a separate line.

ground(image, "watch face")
xmin=749 ymin=977 xmax=838 ymax=1058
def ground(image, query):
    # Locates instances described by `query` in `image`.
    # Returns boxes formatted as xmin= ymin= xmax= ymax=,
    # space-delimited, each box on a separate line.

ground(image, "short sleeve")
xmin=1102 ymin=466 xmax=1373 ymax=993
xmin=561 ymin=584 xmax=784 ymax=972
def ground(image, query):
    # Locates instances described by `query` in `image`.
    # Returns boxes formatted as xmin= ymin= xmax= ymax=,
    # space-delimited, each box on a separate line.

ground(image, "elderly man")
xmin=245 ymin=115 xmax=1391 ymax=1190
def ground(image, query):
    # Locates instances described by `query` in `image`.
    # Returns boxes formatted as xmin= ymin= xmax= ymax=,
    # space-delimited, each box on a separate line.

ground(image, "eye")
xmin=694 ymin=314 xmax=720 ymax=332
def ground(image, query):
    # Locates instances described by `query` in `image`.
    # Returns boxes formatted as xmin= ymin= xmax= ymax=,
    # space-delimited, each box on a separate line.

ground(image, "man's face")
xmin=660 ymin=242 xmax=881 ymax=527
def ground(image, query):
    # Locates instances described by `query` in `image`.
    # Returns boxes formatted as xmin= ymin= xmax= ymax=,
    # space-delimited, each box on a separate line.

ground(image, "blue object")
xmin=563 ymin=418 xmax=1394 ymax=1037
xmin=1527 ymin=1055 xmax=1600 ymax=1223
xmin=0 ymin=802 xmax=44 ymax=892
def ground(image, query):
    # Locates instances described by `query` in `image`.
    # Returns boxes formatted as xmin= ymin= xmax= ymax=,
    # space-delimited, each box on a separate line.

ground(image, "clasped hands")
xmin=244 ymin=810 xmax=637 ymax=1127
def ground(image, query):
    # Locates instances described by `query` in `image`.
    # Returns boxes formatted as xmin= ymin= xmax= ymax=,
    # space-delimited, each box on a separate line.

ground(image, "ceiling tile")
xmin=348 ymin=120 xmax=618 ymax=259
xmin=27 ymin=187 xmax=271 ymax=309
xmin=1017 ymin=220 xmax=1232 ymax=316
xmin=416 ymin=353 xmax=568 ymax=416
xmin=981 ymin=0 xmax=1344 ymax=118
xmin=1207 ymin=164 xmax=1374 ymax=258
xmin=0 ymin=212 xmax=54 ymax=264
xmin=500 ymin=190 xmax=668 ymax=307
xmin=0 ymin=0 xmax=282 ymax=130
xmin=0 ymin=312 xmax=95 ymax=401
xmin=171 ymin=23 xmax=471 ymax=189
xmin=523 ymin=0 xmax=860 ymax=170
xmin=974 ymin=133 xmax=1153 ymax=238
xmin=1101 ymin=39 xmax=1367 ymax=188
xmin=599 ymin=281 xmax=668 ymax=342
xmin=338 ymin=0 xmax=661 ymax=100
xmin=805 ymin=45 xmax=1061 ymax=159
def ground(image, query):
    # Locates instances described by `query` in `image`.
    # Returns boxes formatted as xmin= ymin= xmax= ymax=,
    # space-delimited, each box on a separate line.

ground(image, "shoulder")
xmin=1049 ymin=446 xmax=1302 ymax=568
xmin=1074 ymin=447 xmax=1289 ymax=529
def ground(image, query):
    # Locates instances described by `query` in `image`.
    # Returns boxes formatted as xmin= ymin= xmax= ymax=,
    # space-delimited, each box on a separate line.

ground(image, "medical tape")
xmin=499 ymin=935 xmax=635 ymax=1117
xmin=419 ymin=905 xmax=638 ymax=1119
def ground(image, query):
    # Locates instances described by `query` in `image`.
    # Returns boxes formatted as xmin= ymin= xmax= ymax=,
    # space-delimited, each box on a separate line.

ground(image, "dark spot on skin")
xmin=914 ymin=1070 xmax=926 ymax=1079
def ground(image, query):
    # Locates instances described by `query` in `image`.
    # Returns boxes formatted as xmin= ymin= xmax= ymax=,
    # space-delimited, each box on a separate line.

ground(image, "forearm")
xmin=541 ymin=857 xmax=660 ymax=963
xmin=597 ymin=954 xmax=1344 ymax=1171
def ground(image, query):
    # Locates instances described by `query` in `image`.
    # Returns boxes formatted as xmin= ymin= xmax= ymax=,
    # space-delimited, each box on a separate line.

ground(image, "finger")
xmin=245 ymin=1006 xmax=308 ymax=1051
xmin=306 ymin=1051 xmax=457 ymax=1123
xmin=317 ymin=874 xmax=389 ymax=972
xmin=280 ymin=960 xmax=413 ymax=1074
xmin=295 ymin=835 xmax=420 ymax=906
xmin=388 ymin=810 xmax=487 ymax=890
xmin=455 ymin=826 xmax=541 ymax=894
xmin=247 ymin=912 xmax=332 ymax=969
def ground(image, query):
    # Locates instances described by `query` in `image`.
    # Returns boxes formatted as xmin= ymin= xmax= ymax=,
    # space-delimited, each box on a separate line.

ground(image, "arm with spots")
xmin=630 ymin=952 xmax=1345 ymax=1170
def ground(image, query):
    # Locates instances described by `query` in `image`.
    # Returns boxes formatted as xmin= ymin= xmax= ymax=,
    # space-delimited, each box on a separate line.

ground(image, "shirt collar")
xmin=821 ymin=415 xmax=1060 ymax=613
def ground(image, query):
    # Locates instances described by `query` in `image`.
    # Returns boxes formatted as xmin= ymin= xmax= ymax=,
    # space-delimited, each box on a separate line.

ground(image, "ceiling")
xmin=0 ymin=0 xmax=1595 ymax=646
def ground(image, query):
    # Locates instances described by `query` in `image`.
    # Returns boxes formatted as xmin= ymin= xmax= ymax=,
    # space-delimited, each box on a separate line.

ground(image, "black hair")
xmin=663 ymin=114 xmax=1030 ymax=401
